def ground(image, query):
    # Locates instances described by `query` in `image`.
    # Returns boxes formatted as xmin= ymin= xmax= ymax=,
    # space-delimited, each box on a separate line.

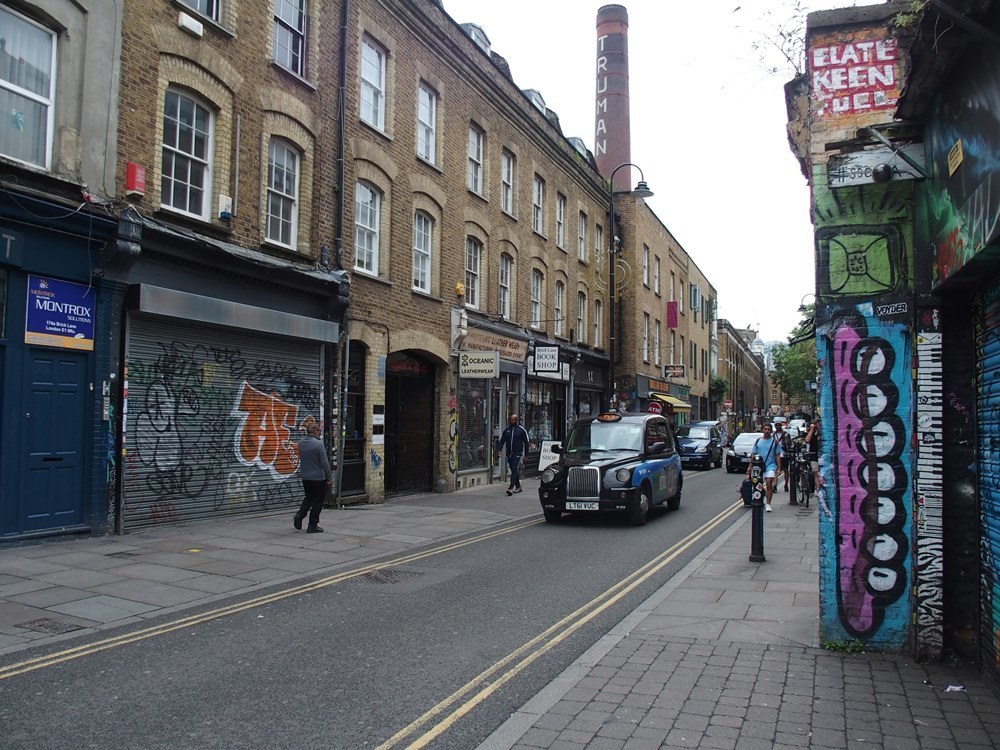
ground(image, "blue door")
xmin=21 ymin=349 xmax=87 ymax=531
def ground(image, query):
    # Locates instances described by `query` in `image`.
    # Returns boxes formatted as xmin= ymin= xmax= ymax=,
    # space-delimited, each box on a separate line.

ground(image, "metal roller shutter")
xmin=977 ymin=283 xmax=1000 ymax=686
xmin=124 ymin=315 xmax=324 ymax=530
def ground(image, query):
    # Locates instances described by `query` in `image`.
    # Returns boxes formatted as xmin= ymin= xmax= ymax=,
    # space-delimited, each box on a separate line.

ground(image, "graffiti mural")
xmin=819 ymin=313 xmax=912 ymax=643
xmin=914 ymin=309 xmax=944 ymax=659
xmin=977 ymin=284 xmax=1000 ymax=675
xmin=125 ymin=338 xmax=320 ymax=526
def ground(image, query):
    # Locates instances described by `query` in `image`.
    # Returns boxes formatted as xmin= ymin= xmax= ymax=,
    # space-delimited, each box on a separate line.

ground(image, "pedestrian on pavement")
xmin=804 ymin=417 xmax=821 ymax=501
xmin=746 ymin=422 xmax=782 ymax=512
xmin=497 ymin=413 xmax=529 ymax=495
xmin=774 ymin=423 xmax=793 ymax=493
xmin=294 ymin=418 xmax=333 ymax=533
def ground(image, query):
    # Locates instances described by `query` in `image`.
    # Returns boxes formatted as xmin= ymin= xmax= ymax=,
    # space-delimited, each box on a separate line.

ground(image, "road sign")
xmin=724 ymin=399 xmax=733 ymax=409
xmin=647 ymin=401 xmax=662 ymax=414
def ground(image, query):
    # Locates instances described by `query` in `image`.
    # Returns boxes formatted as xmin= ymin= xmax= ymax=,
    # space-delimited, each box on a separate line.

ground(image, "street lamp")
xmin=607 ymin=163 xmax=653 ymax=410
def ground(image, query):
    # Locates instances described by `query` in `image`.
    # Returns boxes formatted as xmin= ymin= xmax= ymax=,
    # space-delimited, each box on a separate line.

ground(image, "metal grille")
xmin=124 ymin=316 xmax=323 ymax=530
xmin=978 ymin=285 xmax=1000 ymax=688
xmin=567 ymin=466 xmax=600 ymax=500
xmin=357 ymin=568 xmax=423 ymax=585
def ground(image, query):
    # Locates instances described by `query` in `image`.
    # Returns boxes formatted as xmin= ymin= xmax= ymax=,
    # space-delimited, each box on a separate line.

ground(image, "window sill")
xmin=169 ymin=1 xmax=235 ymax=39
xmin=359 ymin=119 xmax=392 ymax=142
xmin=416 ymin=155 xmax=443 ymax=174
xmin=155 ymin=206 xmax=231 ymax=234
xmin=467 ymin=188 xmax=487 ymax=203
xmin=353 ymin=269 xmax=391 ymax=287
xmin=501 ymin=209 xmax=517 ymax=222
xmin=269 ymin=61 xmax=317 ymax=91
xmin=412 ymin=289 xmax=444 ymax=304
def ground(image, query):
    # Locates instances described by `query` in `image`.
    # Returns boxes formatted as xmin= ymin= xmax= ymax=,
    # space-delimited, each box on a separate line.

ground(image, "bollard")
xmin=749 ymin=455 xmax=766 ymax=562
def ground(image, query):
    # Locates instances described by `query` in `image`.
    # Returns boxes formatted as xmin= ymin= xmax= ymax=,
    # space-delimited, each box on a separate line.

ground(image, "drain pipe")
xmin=333 ymin=0 xmax=351 ymax=507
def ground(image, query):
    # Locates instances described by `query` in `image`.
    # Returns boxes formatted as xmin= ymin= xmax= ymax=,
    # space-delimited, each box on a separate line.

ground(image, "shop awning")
xmin=650 ymin=393 xmax=692 ymax=411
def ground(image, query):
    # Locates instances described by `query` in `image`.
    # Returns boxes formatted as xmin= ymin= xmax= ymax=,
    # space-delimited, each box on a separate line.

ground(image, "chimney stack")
xmin=595 ymin=4 xmax=631 ymax=190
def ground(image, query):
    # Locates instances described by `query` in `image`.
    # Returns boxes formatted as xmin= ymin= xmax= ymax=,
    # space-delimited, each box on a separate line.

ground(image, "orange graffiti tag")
xmin=232 ymin=381 xmax=301 ymax=479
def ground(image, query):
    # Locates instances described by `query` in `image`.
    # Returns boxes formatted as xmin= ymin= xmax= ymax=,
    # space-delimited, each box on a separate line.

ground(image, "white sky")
xmin=442 ymin=0 xmax=860 ymax=342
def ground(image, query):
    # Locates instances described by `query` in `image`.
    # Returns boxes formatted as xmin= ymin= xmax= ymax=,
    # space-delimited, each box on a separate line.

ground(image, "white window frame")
xmin=577 ymin=211 xmax=587 ymax=261
xmin=642 ymin=245 xmax=650 ymax=287
xmin=498 ymin=254 xmax=512 ymax=320
xmin=412 ymin=211 xmax=433 ymax=293
xmin=467 ymin=125 xmax=483 ymax=194
xmin=556 ymin=194 xmax=566 ymax=249
xmin=654 ymin=320 xmax=661 ymax=366
xmin=532 ymin=175 xmax=544 ymax=234
xmin=670 ymin=332 xmax=676 ymax=364
xmin=595 ymin=224 xmax=604 ymax=264
xmin=273 ymin=0 xmax=306 ymax=77
xmin=530 ymin=270 xmax=542 ymax=330
xmin=500 ymin=150 xmax=514 ymax=215
xmin=0 ymin=6 xmax=56 ymax=170
xmin=465 ymin=237 xmax=482 ymax=309
xmin=354 ymin=181 xmax=381 ymax=275
xmin=654 ymin=256 xmax=661 ymax=295
xmin=577 ymin=292 xmax=587 ymax=345
xmin=417 ymin=82 xmax=437 ymax=163
xmin=594 ymin=299 xmax=603 ymax=349
xmin=161 ymin=89 xmax=213 ymax=220
xmin=265 ymin=137 xmax=299 ymax=248
xmin=182 ymin=0 xmax=220 ymax=21
xmin=360 ymin=37 xmax=386 ymax=130
xmin=554 ymin=281 xmax=565 ymax=337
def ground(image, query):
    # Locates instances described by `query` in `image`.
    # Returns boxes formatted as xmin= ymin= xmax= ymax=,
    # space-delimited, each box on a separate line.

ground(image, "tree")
xmin=769 ymin=308 xmax=817 ymax=409
xmin=710 ymin=376 xmax=729 ymax=404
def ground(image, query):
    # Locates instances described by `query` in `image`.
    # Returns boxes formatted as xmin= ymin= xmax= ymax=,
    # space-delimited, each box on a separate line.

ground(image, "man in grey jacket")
xmin=294 ymin=419 xmax=333 ymax=533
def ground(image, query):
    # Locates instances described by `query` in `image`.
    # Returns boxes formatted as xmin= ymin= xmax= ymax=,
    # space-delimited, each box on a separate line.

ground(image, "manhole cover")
xmin=17 ymin=618 xmax=83 ymax=635
xmin=357 ymin=568 xmax=422 ymax=585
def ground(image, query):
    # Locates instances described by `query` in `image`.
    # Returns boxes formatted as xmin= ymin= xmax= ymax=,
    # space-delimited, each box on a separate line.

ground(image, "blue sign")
xmin=25 ymin=274 xmax=95 ymax=350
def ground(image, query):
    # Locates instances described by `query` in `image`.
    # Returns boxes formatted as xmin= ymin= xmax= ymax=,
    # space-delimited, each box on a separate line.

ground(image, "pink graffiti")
xmin=830 ymin=320 xmax=908 ymax=638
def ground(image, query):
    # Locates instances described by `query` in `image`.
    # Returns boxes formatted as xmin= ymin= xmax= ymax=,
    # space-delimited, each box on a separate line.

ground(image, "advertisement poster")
xmin=25 ymin=274 xmax=95 ymax=350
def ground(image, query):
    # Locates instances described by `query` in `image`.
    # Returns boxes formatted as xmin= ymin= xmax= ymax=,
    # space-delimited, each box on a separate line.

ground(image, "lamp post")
xmin=607 ymin=163 xmax=653 ymax=410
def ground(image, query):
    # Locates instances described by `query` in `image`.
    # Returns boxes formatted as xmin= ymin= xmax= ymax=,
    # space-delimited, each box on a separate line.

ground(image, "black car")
xmin=538 ymin=412 xmax=683 ymax=526
xmin=676 ymin=420 xmax=723 ymax=469
xmin=726 ymin=432 xmax=764 ymax=473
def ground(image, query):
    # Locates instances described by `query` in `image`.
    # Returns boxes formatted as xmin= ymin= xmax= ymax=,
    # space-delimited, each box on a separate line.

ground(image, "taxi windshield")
xmin=565 ymin=421 xmax=643 ymax=453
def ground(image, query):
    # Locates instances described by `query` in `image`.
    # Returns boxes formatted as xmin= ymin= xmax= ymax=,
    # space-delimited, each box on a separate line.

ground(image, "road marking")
xmin=375 ymin=501 xmax=746 ymax=750
xmin=0 ymin=518 xmax=541 ymax=681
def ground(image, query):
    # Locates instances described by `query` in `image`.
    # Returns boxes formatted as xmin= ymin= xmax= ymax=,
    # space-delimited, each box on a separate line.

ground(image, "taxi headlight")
xmin=541 ymin=467 xmax=559 ymax=484
xmin=615 ymin=467 xmax=631 ymax=484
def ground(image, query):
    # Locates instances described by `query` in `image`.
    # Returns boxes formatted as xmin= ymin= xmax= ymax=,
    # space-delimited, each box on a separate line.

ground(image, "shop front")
xmin=637 ymin=374 xmax=692 ymax=426
xmin=571 ymin=359 xmax=606 ymax=423
xmin=523 ymin=347 xmax=569 ymax=475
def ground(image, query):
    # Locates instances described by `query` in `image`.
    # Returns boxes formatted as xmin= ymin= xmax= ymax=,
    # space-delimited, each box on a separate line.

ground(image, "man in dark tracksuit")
xmin=294 ymin=420 xmax=333 ymax=533
xmin=497 ymin=414 xmax=529 ymax=495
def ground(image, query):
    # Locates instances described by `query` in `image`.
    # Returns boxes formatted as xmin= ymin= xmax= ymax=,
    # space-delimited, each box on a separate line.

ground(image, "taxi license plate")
xmin=566 ymin=501 xmax=599 ymax=510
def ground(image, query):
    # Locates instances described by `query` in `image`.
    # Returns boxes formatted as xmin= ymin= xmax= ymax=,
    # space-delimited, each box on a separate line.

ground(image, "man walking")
xmin=497 ymin=414 xmax=529 ymax=495
xmin=294 ymin=419 xmax=333 ymax=533
xmin=774 ymin=423 xmax=793 ymax=493
xmin=746 ymin=422 xmax=783 ymax=512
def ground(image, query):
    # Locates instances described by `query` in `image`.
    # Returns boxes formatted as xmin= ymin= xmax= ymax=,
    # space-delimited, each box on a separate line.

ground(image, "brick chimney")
xmin=595 ymin=4 xmax=631 ymax=190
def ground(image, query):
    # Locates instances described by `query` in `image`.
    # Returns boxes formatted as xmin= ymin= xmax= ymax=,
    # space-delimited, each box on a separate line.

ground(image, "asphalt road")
xmin=0 ymin=466 xmax=749 ymax=749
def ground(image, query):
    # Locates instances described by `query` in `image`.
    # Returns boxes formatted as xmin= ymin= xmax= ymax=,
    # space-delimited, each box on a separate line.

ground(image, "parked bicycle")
xmin=788 ymin=441 xmax=814 ymax=507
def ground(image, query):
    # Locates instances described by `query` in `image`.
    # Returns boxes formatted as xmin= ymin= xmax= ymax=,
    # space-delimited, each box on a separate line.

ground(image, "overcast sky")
xmin=442 ymin=0 xmax=861 ymax=342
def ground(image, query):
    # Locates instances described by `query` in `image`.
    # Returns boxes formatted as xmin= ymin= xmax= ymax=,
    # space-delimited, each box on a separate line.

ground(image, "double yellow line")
xmin=0 ymin=518 xmax=541 ymax=681
xmin=377 ymin=501 xmax=744 ymax=750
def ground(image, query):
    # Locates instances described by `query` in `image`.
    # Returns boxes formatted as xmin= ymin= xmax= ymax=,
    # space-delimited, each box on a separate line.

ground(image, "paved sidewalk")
xmin=480 ymin=501 xmax=1000 ymax=750
xmin=0 ymin=480 xmax=541 ymax=656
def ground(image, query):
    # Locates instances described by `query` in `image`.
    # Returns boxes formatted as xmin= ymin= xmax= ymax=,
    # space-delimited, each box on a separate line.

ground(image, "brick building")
xmin=717 ymin=319 xmax=766 ymax=437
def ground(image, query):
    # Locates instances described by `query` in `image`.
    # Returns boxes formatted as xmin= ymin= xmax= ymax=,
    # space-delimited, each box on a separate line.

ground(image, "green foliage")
xmin=770 ymin=305 xmax=817 ymax=408
xmin=893 ymin=0 xmax=928 ymax=30
xmin=710 ymin=376 xmax=729 ymax=403
xmin=823 ymin=639 xmax=866 ymax=653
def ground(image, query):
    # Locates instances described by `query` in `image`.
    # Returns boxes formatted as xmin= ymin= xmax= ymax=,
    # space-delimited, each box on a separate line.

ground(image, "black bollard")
xmin=749 ymin=455 xmax=766 ymax=562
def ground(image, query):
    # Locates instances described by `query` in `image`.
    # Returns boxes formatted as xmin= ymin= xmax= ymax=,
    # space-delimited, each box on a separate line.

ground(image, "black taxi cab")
xmin=538 ymin=412 xmax=683 ymax=526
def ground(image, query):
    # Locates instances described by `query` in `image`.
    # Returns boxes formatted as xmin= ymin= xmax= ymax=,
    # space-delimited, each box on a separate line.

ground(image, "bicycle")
xmin=788 ymin=442 xmax=813 ymax=507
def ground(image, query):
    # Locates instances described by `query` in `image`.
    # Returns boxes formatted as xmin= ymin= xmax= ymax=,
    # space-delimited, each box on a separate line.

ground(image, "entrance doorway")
xmin=385 ymin=353 xmax=435 ymax=495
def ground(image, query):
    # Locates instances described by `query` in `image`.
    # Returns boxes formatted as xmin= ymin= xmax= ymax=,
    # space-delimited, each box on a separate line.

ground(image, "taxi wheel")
xmin=667 ymin=480 xmax=682 ymax=511
xmin=630 ymin=485 xmax=650 ymax=526
xmin=543 ymin=509 xmax=562 ymax=523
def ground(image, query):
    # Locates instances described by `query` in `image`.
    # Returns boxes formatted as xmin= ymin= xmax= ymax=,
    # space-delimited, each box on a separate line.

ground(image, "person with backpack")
xmin=746 ymin=422 xmax=783 ymax=512
xmin=774 ymin=423 xmax=793 ymax=495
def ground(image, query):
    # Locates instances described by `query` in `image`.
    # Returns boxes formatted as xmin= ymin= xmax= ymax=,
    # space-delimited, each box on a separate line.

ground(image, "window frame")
xmin=160 ymin=88 xmax=214 ymax=220
xmin=0 ymin=6 xmax=56 ymax=171
xmin=265 ymin=136 xmax=300 ymax=249
xmin=556 ymin=193 xmax=566 ymax=249
xmin=642 ymin=313 xmax=650 ymax=362
xmin=354 ymin=180 xmax=381 ymax=275
xmin=654 ymin=320 xmax=661 ymax=366
xmin=465 ymin=237 xmax=482 ymax=309
xmin=593 ymin=299 xmax=603 ymax=349
xmin=417 ymin=81 xmax=437 ymax=163
xmin=360 ymin=36 xmax=386 ymax=131
xmin=467 ymin=124 xmax=484 ymax=195
xmin=530 ymin=270 xmax=543 ymax=330
xmin=577 ymin=291 xmax=587 ymax=345
xmin=273 ymin=0 xmax=307 ymax=77
xmin=532 ymin=175 xmax=544 ymax=234
xmin=654 ymin=256 xmax=661 ymax=295
xmin=500 ymin=150 xmax=515 ymax=215
xmin=412 ymin=210 xmax=433 ymax=293
xmin=498 ymin=253 xmax=512 ymax=320
xmin=577 ymin=211 xmax=587 ymax=261
xmin=554 ymin=280 xmax=565 ymax=337
xmin=181 ymin=0 xmax=220 ymax=22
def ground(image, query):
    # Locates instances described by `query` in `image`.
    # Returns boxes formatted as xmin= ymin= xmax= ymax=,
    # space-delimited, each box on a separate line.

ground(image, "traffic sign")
xmin=647 ymin=401 xmax=662 ymax=414
xmin=724 ymin=399 xmax=733 ymax=409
